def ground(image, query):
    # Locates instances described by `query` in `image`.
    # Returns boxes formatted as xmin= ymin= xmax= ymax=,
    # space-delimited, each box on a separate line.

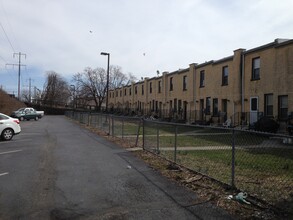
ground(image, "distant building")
xmin=108 ymin=39 xmax=293 ymax=127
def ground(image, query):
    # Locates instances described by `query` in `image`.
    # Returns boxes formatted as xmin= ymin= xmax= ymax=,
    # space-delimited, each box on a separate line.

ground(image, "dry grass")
xmin=0 ymin=89 xmax=26 ymax=115
xmin=133 ymin=150 xmax=288 ymax=220
xmin=78 ymin=123 xmax=291 ymax=220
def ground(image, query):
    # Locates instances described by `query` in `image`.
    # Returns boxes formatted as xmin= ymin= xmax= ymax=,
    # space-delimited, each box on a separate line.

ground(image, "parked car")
xmin=0 ymin=113 xmax=21 ymax=141
xmin=11 ymin=107 xmax=43 ymax=121
xmin=12 ymin=107 xmax=44 ymax=117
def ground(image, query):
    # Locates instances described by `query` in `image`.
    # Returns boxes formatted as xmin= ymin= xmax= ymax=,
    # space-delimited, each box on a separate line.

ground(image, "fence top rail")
xmin=144 ymin=119 xmax=293 ymax=138
xmin=66 ymin=111 xmax=293 ymax=139
xmin=233 ymin=127 xmax=293 ymax=138
xmin=95 ymin=114 xmax=143 ymax=120
xmin=144 ymin=119 xmax=234 ymax=131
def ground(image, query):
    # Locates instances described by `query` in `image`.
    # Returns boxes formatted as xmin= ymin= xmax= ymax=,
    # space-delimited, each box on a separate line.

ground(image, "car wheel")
xmin=35 ymin=116 xmax=39 ymax=121
xmin=20 ymin=116 xmax=24 ymax=121
xmin=1 ymin=128 xmax=14 ymax=141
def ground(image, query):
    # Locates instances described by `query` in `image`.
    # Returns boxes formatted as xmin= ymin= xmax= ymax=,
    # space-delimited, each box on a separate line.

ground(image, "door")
xmin=222 ymin=99 xmax=228 ymax=121
xmin=200 ymin=99 xmax=204 ymax=120
xmin=183 ymin=101 xmax=187 ymax=121
xmin=250 ymin=97 xmax=258 ymax=124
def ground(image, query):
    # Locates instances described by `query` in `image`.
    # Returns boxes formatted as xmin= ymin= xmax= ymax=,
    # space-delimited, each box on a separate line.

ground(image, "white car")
xmin=0 ymin=113 xmax=21 ymax=141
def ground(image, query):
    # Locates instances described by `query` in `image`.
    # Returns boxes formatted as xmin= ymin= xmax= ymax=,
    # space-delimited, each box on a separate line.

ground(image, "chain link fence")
xmin=143 ymin=120 xmax=293 ymax=210
xmin=65 ymin=111 xmax=142 ymax=148
xmin=66 ymin=111 xmax=293 ymax=212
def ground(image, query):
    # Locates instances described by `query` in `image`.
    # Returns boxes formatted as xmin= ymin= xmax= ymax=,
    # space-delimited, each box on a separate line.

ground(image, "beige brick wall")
xmin=243 ymin=43 xmax=293 ymax=118
xmin=108 ymin=39 xmax=293 ymax=122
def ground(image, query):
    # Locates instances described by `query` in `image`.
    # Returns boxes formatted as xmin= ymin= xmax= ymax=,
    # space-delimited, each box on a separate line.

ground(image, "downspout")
xmin=241 ymin=52 xmax=245 ymax=113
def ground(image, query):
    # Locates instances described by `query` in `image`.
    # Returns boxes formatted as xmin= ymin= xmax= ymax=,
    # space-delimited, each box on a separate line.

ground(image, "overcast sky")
xmin=1 ymin=0 xmax=293 ymax=95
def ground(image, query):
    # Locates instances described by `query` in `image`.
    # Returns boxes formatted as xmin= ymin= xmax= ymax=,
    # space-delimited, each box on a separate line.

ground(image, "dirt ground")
xmin=87 ymin=125 xmax=292 ymax=220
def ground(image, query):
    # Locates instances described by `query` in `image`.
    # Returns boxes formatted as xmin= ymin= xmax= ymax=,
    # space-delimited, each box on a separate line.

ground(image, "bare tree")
xmin=127 ymin=72 xmax=137 ymax=85
xmin=73 ymin=65 xmax=136 ymax=111
xmin=21 ymin=89 xmax=30 ymax=103
xmin=110 ymin=66 xmax=126 ymax=89
xmin=73 ymin=67 xmax=106 ymax=110
xmin=42 ymin=71 xmax=71 ymax=106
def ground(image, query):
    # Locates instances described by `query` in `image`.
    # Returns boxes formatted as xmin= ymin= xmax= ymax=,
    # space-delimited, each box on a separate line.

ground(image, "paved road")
xmin=0 ymin=115 xmax=233 ymax=220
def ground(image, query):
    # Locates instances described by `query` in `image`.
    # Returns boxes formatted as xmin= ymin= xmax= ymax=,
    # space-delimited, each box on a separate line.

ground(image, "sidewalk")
xmin=78 ymin=123 xmax=235 ymax=219
xmin=47 ymin=116 xmax=235 ymax=220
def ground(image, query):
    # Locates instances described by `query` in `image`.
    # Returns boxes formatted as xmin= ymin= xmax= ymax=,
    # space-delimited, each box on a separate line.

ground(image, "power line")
xmin=6 ymin=52 xmax=26 ymax=99
xmin=0 ymin=21 xmax=15 ymax=53
xmin=0 ymin=0 xmax=21 ymax=51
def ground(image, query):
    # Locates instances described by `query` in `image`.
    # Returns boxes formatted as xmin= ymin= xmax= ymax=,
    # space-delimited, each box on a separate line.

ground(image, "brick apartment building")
xmin=108 ymin=38 xmax=293 ymax=127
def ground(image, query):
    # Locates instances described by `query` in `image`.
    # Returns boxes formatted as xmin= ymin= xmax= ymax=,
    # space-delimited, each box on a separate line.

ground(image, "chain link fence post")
xmin=87 ymin=112 xmax=91 ymax=126
xmin=142 ymin=118 xmax=145 ymax=150
xmin=156 ymin=122 xmax=159 ymax=153
xmin=111 ymin=116 xmax=114 ymax=137
xmin=174 ymin=125 xmax=178 ymax=163
xmin=231 ymin=127 xmax=236 ymax=188
xmin=122 ymin=117 xmax=124 ymax=139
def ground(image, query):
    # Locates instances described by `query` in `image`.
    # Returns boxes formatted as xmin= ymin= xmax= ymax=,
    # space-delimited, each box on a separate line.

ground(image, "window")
xmin=142 ymin=85 xmax=144 ymax=95
xmin=170 ymin=77 xmax=173 ymax=91
xmin=135 ymin=86 xmax=137 ymax=94
xmin=0 ymin=114 xmax=8 ymax=120
xmin=116 ymin=91 xmax=118 ymax=97
xmin=158 ymin=81 xmax=161 ymax=93
xmin=200 ymin=70 xmax=205 ymax=87
xmin=278 ymin=95 xmax=288 ymax=120
xmin=213 ymin=98 xmax=218 ymax=116
xmin=264 ymin=94 xmax=273 ymax=117
xmin=183 ymin=75 xmax=187 ymax=90
xmin=252 ymin=57 xmax=260 ymax=80
xmin=129 ymin=88 xmax=131 ymax=95
xmin=120 ymin=90 xmax=122 ymax=97
xmin=124 ymin=89 xmax=126 ymax=96
xmin=206 ymin=97 xmax=211 ymax=115
xmin=149 ymin=82 xmax=152 ymax=93
xmin=222 ymin=66 xmax=228 ymax=86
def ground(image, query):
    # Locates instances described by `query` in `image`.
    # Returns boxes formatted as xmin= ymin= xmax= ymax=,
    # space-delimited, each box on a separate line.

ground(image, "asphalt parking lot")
xmin=0 ymin=115 xmax=233 ymax=219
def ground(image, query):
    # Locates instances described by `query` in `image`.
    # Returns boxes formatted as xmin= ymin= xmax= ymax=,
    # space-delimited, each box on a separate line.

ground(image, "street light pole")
xmin=100 ymin=52 xmax=110 ymax=112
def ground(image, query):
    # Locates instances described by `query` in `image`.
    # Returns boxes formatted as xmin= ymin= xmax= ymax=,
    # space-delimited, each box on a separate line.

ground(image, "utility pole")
xmin=29 ymin=78 xmax=31 ymax=102
xmin=6 ymin=52 xmax=26 ymax=99
xmin=27 ymin=78 xmax=34 ymax=102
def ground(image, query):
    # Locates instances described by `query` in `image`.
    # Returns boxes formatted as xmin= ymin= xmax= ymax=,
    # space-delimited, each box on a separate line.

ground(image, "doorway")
xmin=250 ymin=97 xmax=258 ymax=124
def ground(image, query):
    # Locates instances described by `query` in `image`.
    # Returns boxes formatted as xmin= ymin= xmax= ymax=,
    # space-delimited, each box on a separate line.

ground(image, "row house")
xmin=108 ymin=38 xmax=293 ymax=126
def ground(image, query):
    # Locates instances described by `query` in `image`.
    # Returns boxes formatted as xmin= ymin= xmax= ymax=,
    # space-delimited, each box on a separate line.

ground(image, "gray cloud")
xmin=1 ymin=0 xmax=293 ymax=92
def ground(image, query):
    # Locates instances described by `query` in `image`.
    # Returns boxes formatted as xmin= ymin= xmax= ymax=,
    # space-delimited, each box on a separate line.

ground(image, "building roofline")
xmin=275 ymin=39 xmax=293 ymax=48
xmin=213 ymin=55 xmax=233 ymax=65
xmin=195 ymin=60 xmax=214 ymax=68
xmin=244 ymin=38 xmax=292 ymax=55
xmin=146 ymin=75 xmax=163 ymax=81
